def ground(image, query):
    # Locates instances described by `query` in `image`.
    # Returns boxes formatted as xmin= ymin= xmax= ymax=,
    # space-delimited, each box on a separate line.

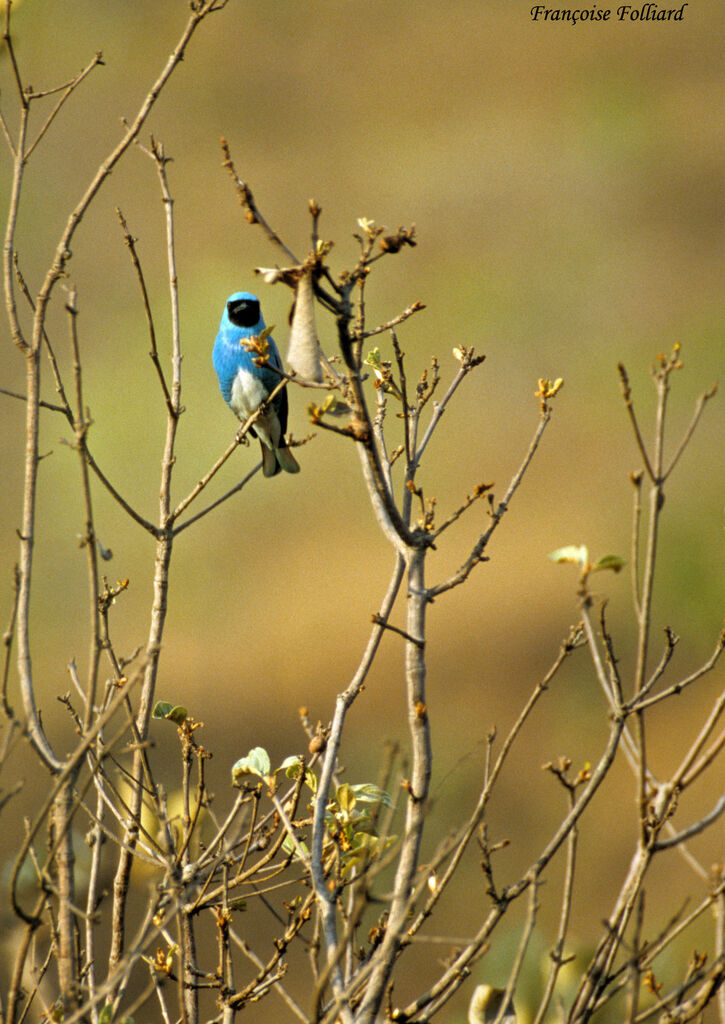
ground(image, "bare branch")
xmin=116 ymin=207 xmax=174 ymax=415
xmin=220 ymin=137 xmax=299 ymax=264
xmin=172 ymin=375 xmax=289 ymax=525
xmin=25 ymin=52 xmax=105 ymax=159
xmin=428 ymin=408 xmax=551 ymax=599
xmin=618 ymin=362 xmax=655 ymax=481
xmin=361 ymin=299 xmax=426 ymax=339
xmin=628 ymin=624 xmax=725 ymax=713
xmin=0 ymin=385 xmax=66 ymax=414
xmin=663 ymin=382 xmax=718 ymax=480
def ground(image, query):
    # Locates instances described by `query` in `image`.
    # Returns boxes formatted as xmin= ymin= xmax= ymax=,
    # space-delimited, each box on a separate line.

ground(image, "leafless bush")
xmin=1 ymin=4 xmax=723 ymax=1023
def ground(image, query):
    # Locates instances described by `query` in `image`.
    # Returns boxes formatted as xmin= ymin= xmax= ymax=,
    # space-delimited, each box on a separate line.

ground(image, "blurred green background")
xmin=1 ymin=1 xmax=723 ymax=1020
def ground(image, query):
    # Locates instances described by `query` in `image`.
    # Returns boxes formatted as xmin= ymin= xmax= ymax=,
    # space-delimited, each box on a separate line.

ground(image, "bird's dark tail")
xmin=276 ymin=444 xmax=300 ymax=474
xmin=260 ymin=441 xmax=300 ymax=476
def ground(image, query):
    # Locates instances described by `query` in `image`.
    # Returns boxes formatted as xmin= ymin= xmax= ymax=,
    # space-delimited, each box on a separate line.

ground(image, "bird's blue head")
xmin=223 ymin=291 xmax=265 ymax=333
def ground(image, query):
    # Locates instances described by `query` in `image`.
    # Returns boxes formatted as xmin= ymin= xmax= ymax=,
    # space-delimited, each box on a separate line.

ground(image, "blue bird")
xmin=213 ymin=291 xmax=300 ymax=477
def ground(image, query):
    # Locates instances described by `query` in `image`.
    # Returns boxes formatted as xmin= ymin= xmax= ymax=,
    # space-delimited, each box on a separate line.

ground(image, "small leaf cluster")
xmin=230 ymin=746 xmax=394 ymax=874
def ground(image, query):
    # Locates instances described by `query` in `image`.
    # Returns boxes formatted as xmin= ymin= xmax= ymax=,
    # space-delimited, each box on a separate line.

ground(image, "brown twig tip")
xmin=452 ymin=345 xmax=486 ymax=370
xmin=379 ymin=225 xmax=417 ymax=253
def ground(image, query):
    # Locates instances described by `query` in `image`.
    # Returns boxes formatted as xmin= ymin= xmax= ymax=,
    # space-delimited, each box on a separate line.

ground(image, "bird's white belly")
xmin=230 ymin=367 xmax=267 ymax=420
xmin=230 ymin=368 xmax=279 ymax=449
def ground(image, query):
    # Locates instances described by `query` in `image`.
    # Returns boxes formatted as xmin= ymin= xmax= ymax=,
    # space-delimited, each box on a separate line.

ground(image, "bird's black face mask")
xmin=227 ymin=298 xmax=260 ymax=329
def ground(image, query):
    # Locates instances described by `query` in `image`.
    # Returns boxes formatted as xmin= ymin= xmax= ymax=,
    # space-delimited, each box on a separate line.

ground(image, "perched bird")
xmin=212 ymin=291 xmax=300 ymax=477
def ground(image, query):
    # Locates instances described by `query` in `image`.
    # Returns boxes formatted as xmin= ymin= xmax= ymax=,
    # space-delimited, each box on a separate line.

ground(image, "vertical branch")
xmin=53 ymin=769 xmax=80 ymax=1013
xmin=716 ymin=885 xmax=725 ymax=1024
xmin=357 ymin=546 xmax=431 ymax=1024
xmin=3 ymin=112 xmax=29 ymax=352
xmin=153 ymin=140 xmax=182 ymax=418
xmin=628 ymin=471 xmax=643 ymax=621
xmin=633 ymin=367 xmax=668 ymax=693
xmin=625 ymin=357 xmax=674 ymax=837
xmin=568 ymin=845 xmax=652 ymax=1024
xmin=1 ymin=29 xmax=62 ymax=769
xmin=109 ymin=141 xmax=183 ymax=981
xmin=5 ymin=0 xmax=227 ymax=781
xmin=178 ymin=727 xmax=199 ymax=1024
xmin=84 ymin=762 xmax=108 ymax=1024
xmin=67 ymin=289 xmax=103 ymax=728
xmin=2 ymin=565 xmax=21 ymax=717
xmin=17 ymin=339 xmax=63 ymax=769
xmin=533 ymin=787 xmax=578 ymax=1024
xmin=311 ymin=555 xmax=405 ymax=1023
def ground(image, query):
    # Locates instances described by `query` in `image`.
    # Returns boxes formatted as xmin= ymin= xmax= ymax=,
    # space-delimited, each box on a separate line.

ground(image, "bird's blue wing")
xmin=263 ymin=332 xmax=290 ymax=431
xmin=212 ymin=329 xmax=241 ymax=405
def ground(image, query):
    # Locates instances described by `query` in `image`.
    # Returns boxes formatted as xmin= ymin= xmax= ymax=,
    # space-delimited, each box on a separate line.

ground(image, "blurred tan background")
xmin=1 ymin=1 xmax=723 ymax=1020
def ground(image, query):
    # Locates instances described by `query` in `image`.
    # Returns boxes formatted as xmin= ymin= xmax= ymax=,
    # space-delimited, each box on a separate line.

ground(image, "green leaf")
xmin=364 ymin=348 xmax=383 ymax=375
xmin=98 ymin=1007 xmax=114 ymax=1024
xmin=231 ymin=746 xmax=271 ymax=783
xmin=349 ymin=783 xmax=393 ymax=807
xmin=591 ymin=554 xmax=626 ymax=573
xmin=152 ymin=700 xmax=188 ymax=724
xmin=282 ymin=833 xmax=310 ymax=861
xmin=341 ymin=831 xmax=396 ymax=873
xmin=279 ymin=756 xmax=318 ymax=794
xmin=548 ymin=545 xmax=589 ymax=568
xmin=335 ymin=782 xmax=355 ymax=815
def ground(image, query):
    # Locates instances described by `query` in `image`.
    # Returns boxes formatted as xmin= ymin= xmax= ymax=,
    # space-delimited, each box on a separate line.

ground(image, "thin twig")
xmin=361 ymin=300 xmax=426 ymax=339
xmin=0 ymin=385 xmax=66 ymax=414
xmin=618 ymin=363 xmax=655 ymax=481
xmin=627 ymin=625 xmax=725 ymax=713
xmin=172 ymin=376 xmax=288 ymax=525
xmin=663 ymin=383 xmax=717 ymax=480
xmin=428 ymin=409 xmax=551 ymax=599
xmin=66 ymin=289 xmax=103 ymax=728
xmin=220 ymin=137 xmax=299 ymax=264
xmin=25 ymin=53 xmax=105 ymax=160
xmin=116 ymin=207 xmax=174 ymax=415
